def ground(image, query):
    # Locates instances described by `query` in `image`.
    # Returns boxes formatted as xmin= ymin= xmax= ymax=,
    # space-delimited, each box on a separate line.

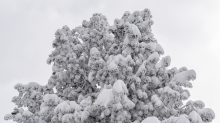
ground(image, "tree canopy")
xmin=4 ymin=8 xmax=215 ymax=123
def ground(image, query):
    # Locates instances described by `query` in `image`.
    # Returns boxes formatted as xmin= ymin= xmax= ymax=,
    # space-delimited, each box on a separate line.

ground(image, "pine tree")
xmin=4 ymin=8 xmax=215 ymax=123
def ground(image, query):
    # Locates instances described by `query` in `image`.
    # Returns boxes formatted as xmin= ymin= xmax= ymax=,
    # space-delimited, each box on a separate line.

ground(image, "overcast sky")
xmin=0 ymin=0 xmax=220 ymax=122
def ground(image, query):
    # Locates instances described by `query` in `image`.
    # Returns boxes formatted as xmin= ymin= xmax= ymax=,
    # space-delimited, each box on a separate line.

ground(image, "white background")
xmin=0 ymin=0 xmax=219 ymax=122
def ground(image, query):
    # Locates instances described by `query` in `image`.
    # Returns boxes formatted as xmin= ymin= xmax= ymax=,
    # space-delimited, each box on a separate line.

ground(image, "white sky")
xmin=0 ymin=0 xmax=220 ymax=122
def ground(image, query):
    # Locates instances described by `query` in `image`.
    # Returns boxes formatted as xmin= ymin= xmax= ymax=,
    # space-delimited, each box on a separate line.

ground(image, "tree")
xmin=4 ymin=8 xmax=215 ymax=123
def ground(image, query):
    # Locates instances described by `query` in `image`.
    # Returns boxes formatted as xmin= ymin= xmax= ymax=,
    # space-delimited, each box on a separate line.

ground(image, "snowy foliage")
xmin=5 ymin=8 xmax=215 ymax=123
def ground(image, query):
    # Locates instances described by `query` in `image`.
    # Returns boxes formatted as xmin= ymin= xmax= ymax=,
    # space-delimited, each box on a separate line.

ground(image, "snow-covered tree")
xmin=4 ymin=8 xmax=215 ymax=123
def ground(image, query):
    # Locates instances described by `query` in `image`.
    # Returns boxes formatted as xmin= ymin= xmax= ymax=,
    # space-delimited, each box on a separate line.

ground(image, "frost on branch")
xmin=5 ymin=8 xmax=215 ymax=123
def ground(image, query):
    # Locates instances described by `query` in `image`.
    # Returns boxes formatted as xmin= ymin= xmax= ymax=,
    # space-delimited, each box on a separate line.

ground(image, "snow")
xmin=108 ymin=60 xmax=118 ymax=71
xmin=4 ymin=114 xmax=13 ymax=120
xmin=106 ymin=55 xmax=115 ymax=65
xmin=136 ymin=63 xmax=146 ymax=76
xmin=39 ymin=106 xmax=50 ymax=115
xmin=193 ymin=100 xmax=205 ymax=109
xmin=43 ymin=94 xmax=63 ymax=105
xmin=62 ymin=114 xmax=73 ymax=123
xmin=177 ymin=67 xmax=188 ymax=73
xmin=121 ymin=95 xmax=135 ymax=109
xmin=54 ymin=101 xmax=71 ymax=114
xmin=80 ymin=98 xmax=92 ymax=107
xmin=141 ymin=117 xmax=160 ymax=123
xmin=151 ymin=95 xmax=164 ymax=108
xmin=122 ymin=46 xmax=134 ymax=57
xmin=123 ymin=34 xmax=130 ymax=46
xmin=161 ymin=86 xmax=180 ymax=97
xmin=188 ymin=111 xmax=203 ymax=123
xmin=146 ymin=42 xmax=157 ymax=51
xmin=25 ymin=82 xmax=42 ymax=90
xmin=181 ymin=91 xmax=189 ymax=100
xmin=176 ymin=115 xmax=190 ymax=123
xmin=52 ymin=64 xmax=63 ymax=72
xmin=70 ymin=101 xmax=82 ymax=111
xmin=155 ymin=43 xmax=164 ymax=55
xmin=139 ymin=42 xmax=147 ymax=48
xmin=81 ymin=110 xmax=90 ymax=122
xmin=170 ymin=69 xmax=196 ymax=86
xmin=161 ymin=116 xmax=178 ymax=123
xmin=107 ymin=54 xmax=135 ymax=73
xmin=151 ymin=76 xmax=160 ymax=86
xmin=90 ymin=47 xmax=99 ymax=55
xmin=14 ymin=83 xmax=24 ymax=89
xmin=103 ymin=84 xmax=112 ymax=89
xmin=88 ymin=71 xmax=96 ymax=82
xmin=125 ymin=21 xmax=141 ymax=38
xmin=197 ymin=108 xmax=215 ymax=121
xmin=107 ymin=54 xmax=123 ymax=71
xmin=77 ymin=94 xmax=85 ymax=103
xmin=46 ymin=57 xmax=52 ymax=64
xmin=22 ymin=110 xmax=33 ymax=117
xmin=94 ymin=88 xmax=113 ymax=107
xmin=112 ymin=80 xmax=128 ymax=94
xmin=147 ymin=52 xmax=159 ymax=63
xmin=14 ymin=113 xmax=22 ymax=120
xmin=142 ymin=92 xmax=148 ymax=99
xmin=156 ymin=56 xmax=171 ymax=68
